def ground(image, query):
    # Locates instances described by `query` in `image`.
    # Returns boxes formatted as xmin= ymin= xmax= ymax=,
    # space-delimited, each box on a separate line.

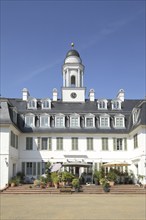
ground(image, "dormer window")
xmin=114 ymin=114 xmax=125 ymax=128
xmin=97 ymin=99 xmax=108 ymax=110
xmin=41 ymin=98 xmax=51 ymax=109
xmin=85 ymin=113 xmax=95 ymax=128
xmin=55 ymin=114 xmax=65 ymax=128
xmin=111 ymin=99 xmax=122 ymax=110
xmin=40 ymin=114 xmax=50 ymax=127
xmin=25 ymin=113 xmax=35 ymax=127
xmin=99 ymin=114 xmax=110 ymax=128
xmin=132 ymin=108 xmax=140 ymax=125
xmin=27 ymin=98 xmax=37 ymax=109
xmin=70 ymin=113 xmax=80 ymax=128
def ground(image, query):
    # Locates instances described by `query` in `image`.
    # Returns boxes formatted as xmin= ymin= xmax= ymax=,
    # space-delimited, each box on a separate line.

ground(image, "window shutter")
xmin=124 ymin=138 xmax=127 ymax=151
xmin=48 ymin=137 xmax=52 ymax=150
xmin=113 ymin=138 xmax=116 ymax=151
xmin=37 ymin=137 xmax=41 ymax=150
xmin=22 ymin=162 xmax=25 ymax=175
xmin=33 ymin=162 xmax=36 ymax=175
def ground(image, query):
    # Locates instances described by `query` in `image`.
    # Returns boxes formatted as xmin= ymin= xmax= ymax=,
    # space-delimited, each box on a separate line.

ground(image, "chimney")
xmin=53 ymin=88 xmax=58 ymax=101
xmin=117 ymin=89 xmax=125 ymax=101
xmin=89 ymin=89 xmax=95 ymax=101
xmin=22 ymin=88 xmax=30 ymax=101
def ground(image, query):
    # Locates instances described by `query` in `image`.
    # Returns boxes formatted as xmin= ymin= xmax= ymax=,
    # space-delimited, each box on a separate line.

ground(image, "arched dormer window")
xmin=70 ymin=113 xmax=80 ymax=128
xmin=97 ymin=99 xmax=108 ymax=110
xmin=111 ymin=99 xmax=122 ymax=110
xmin=99 ymin=114 xmax=110 ymax=128
xmin=85 ymin=113 xmax=95 ymax=128
xmin=27 ymin=98 xmax=37 ymax=109
xmin=71 ymin=75 xmax=76 ymax=87
xmin=40 ymin=114 xmax=50 ymax=127
xmin=41 ymin=98 xmax=51 ymax=109
xmin=55 ymin=113 xmax=65 ymax=128
xmin=25 ymin=113 xmax=35 ymax=127
xmin=114 ymin=114 xmax=125 ymax=128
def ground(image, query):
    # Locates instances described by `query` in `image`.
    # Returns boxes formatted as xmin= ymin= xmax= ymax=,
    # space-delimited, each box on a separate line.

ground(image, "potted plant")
xmin=61 ymin=171 xmax=74 ymax=186
xmin=100 ymin=178 xmax=110 ymax=192
xmin=53 ymin=176 xmax=59 ymax=188
xmin=72 ymin=178 xmax=80 ymax=192
xmin=107 ymin=171 xmax=117 ymax=186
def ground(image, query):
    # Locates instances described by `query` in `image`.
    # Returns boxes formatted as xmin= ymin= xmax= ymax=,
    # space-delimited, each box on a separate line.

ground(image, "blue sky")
xmin=1 ymin=0 xmax=145 ymax=100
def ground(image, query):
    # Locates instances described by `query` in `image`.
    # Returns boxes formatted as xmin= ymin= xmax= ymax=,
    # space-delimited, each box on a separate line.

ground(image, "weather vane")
xmin=71 ymin=42 xmax=74 ymax=49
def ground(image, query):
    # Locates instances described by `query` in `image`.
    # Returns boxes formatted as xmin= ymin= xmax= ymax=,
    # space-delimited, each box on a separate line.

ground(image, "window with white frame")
xmin=114 ymin=114 xmax=125 ymax=128
xmin=85 ymin=114 xmax=95 ymax=128
xmin=111 ymin=99 xmax=122 ymax=110
xmin=56 ymin=137 xmax=63 ymax=150
xmin=25 ymin=113 xmax=35 ymax=127
xmin=26 ymin=137 xmax=33 ymax=150
xmin=87 ymin=138 xmax=93 ymax=150
xmin=113 ymin=138 xmax=127 ymax=151
xmin=102 ymin=138 xmax=108 ymax=151
xmin=72 ymin=137 xmax=78 ymax=150
xmin=37 ymin=137 xmax=52 ymax=151
xmin=40 ymin=114 xmax=50 ymax=127
xmin=10 ymin=131 xmax=18 ymax=149
xmin=55 ymin=114 xmax=65 ymax=128
xmin=132 ymin=108 xmax=140 ymax=125
xmin=97 ymin=99 xmax=108 ymax=110
xmin=100 ymin=114 xmax=110 ymax=128
xmin=27 ymin=98 xmax=37 ymax=109
xmin=70 ymin=114 xmax=80 ymax=128
xmin=41 ymin=98 xmax=51 ymax=109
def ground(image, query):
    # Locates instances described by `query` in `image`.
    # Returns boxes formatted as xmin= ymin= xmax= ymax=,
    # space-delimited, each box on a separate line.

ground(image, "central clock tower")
xmin=62 ymin=44 xmax=86 ymax=102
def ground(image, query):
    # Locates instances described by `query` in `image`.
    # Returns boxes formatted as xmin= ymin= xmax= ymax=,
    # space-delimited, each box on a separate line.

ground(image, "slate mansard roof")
xmin=0 ymin=97 xmax=146 ymax=134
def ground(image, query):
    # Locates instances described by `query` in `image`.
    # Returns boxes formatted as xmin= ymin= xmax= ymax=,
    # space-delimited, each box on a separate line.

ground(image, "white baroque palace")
xmin=0 ymin=45 xmax=146 ymax=189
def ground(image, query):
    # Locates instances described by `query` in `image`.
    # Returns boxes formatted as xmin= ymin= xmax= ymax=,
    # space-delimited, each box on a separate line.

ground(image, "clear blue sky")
xmin=1 ymin=0 xmax=145 ymax=100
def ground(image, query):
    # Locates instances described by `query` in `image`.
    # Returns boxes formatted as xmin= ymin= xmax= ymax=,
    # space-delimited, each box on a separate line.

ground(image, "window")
xmin=41 ymin=98 xmax=51 ymax=109
xmin=42 ymin=138 xmax=48 ymax=150
xmin=71 ymin=75 xmax=76 ymax=87
xmin=23 ymin=162 xmax=36 ymax=175
xmin=132 ymin=108 xmax=140 ymax=125
xmin=102 ymin=138 xmax=108 ymax=151
xmin=72 ymin=138 xmax=78 ymax=150
xmin=70 ymin=114 xmax=80 ymax=128
xmin=114 ymin=115 xmax=125 ymax=128
xmin=25 ymin=114 xmax=35 ymax=127
xmin=26 ymin=137 xmax=33 ymax=150
xmin=27 ymin=98 xmax=37 ymax=109
xmin=113 ymin=138 xmax=127 ymax=151
xmin=97 ymin=99 xmax=108 ymax=109
xmin=55 ymin=114 xmax=65 ymax=128
xmin=87 ymin=138 xmax=93 ymax=150
xmin=111 ymin=99 xmax=122 ymax=110
xmin=85 ymin=114 xmax=95 ymax=128
xmin=100 ymin=114 xmax=110 ymax=128
xmin=40 ymin=114 xmax=50 ymax=127
xmin=10 ymin=131 xmax=18 ymax=149
xmin=37 ymin=137 xmax=52 ymax=151
xmin=134 ymin=134 xmax=138 ymax=149
xmin=57 ymin=137 xmax=63 ymax=150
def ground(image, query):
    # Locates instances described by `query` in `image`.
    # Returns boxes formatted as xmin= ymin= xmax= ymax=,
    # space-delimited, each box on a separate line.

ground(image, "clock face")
xmin=70 ymin=92 xmax=77 ymax=99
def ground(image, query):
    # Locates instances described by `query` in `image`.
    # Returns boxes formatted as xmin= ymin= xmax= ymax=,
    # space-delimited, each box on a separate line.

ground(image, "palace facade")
xmin=0 ymin=46 xmax=146 ymax=189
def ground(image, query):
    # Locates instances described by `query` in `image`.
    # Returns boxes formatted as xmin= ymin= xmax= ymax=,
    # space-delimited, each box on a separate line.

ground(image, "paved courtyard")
xmin=1 ymin=194 xmax=146 ymax=220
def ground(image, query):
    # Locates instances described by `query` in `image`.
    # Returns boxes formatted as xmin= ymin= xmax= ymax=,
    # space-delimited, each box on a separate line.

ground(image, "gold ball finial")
xmin=71 ymin=42 xmax=74 ymax=49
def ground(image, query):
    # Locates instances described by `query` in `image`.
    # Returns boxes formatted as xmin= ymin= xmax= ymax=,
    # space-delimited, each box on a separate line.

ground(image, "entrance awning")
xmin=62 ymin=161 xmax=92 ymax=168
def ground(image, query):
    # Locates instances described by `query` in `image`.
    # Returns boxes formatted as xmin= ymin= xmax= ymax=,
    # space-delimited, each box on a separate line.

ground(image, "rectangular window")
xmin=86 ymin=118 xmax=93 ymax=127
xmin=134 ymin=134 xmax=138 ymax=149
xmin=113 ymin=138 xmax=123 ymax=151
xmin=56 ymin=117 xmax=64 ymax=127
xmin=10 ymin=131 xmax=18 ymax=149
xmin=42 ymin=138 xmax=48 ymax=150
xmin=102 ymin=138 xmax=108 ymax=150
xmin=71 ymin=117 xmax=79 ymax=127
xmin=41 ymin=116 xmax=49 ymax=127
xmin=26 ymin=137 xmax=33 ymax=150
xmin=115 ymin=117 xmax=124 ymax=127
xmin=72 ymin=138 xmax=78 ymax=150
xmin=57 ymin=137 xmax=63 ymax=150
xmin=87 ymin=138 xmax=93 ymax=150
xmin=100 ymin=117 xmax=109 ymax=127
xmin=48 ymin=137 xmax=52 ymax=151
xmin=25 ymin=116 xmax=34 ymax=127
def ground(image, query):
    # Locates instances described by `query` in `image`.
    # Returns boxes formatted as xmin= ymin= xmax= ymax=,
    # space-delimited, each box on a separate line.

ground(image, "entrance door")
xmin=75 ymin=167 xmax=79 ymax=176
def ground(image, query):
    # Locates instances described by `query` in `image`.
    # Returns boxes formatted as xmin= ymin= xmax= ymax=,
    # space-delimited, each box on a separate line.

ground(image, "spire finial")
xmin=71 ymin=42 xmax=74 ymax=49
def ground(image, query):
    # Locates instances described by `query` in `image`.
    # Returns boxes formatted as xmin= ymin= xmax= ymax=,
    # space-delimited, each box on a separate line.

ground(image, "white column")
xmin=78 ymin=69 xmax=80 ymax=87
